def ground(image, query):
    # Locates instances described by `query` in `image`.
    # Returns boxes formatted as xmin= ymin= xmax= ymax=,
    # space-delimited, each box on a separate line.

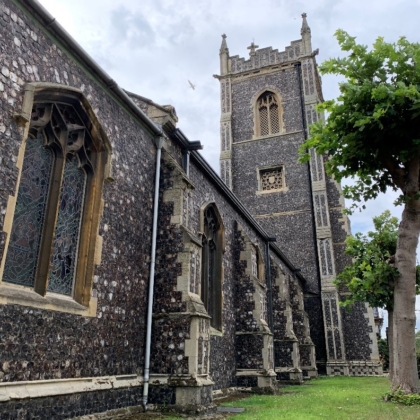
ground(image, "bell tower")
xmin=215 ymin=14 xmax=382 ymax=376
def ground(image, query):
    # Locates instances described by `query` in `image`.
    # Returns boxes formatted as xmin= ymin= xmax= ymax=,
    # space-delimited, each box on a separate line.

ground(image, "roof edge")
xmin=15 ymin=0 xmax=162 ymax=137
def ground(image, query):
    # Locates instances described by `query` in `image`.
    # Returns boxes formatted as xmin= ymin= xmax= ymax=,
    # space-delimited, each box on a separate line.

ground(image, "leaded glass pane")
xmin=3 ymin=135 xmax=53 ymax=286
xmin=48 ymin=156 xmax=86 ymax=295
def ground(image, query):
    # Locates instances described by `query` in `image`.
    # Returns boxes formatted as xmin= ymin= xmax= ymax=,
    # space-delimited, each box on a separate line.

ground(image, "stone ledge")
xmin=0 ymin=282 xmax=97 ymax=317
xmin=232 ymin=130 xmax=303 ymax=146
xmin=0 ymin=374 xmax=143 ymax=403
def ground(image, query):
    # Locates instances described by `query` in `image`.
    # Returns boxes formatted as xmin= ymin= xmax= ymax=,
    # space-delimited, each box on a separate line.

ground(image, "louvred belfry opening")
xmin=257 ymin=92 xmax=281 ymax=136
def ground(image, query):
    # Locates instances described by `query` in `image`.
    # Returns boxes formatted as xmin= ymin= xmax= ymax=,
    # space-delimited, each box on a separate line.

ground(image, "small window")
xmin=259 ymin=167 xmax=284 ymax=192
xmin=2 ymin=90 xmax=109 ymax=306
xmin=201 ymin=203 xmax=224 ymax=331
xmin=256 ymin=91 xmax=282 ymax=137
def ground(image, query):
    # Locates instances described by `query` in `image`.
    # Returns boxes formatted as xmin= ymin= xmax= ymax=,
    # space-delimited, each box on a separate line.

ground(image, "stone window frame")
xmin=256 ymin=164 xmax=288 ymax=195
xmin=252 ymin=89 xmax=284 ymax=139
xmin=200 ymin=202 xmax=225 ymax=333
xmin=0 ymin=83 xmax=111 ymax=317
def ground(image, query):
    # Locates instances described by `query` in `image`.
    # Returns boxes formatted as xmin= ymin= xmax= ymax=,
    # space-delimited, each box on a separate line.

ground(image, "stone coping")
xmin=0 ymin=282 xmax=97 ymax=317
xmin=0 ymin=374 xmax=144 ymax=402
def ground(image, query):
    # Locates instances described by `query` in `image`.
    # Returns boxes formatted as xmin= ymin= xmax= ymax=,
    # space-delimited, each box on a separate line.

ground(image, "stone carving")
xmin=220 ymin=159 xmax=232 ymax=189
xmin=319 ymin=238 xmax=335 ymax=277
xmin=260 ymin=167 xmax=283 ymax=191
xmin=309 ymin=148 xmax=325 ymax=182
xmin=314 ymin=192 xmax=329 ymax=228
xmin=221 ymin=79 xmax=231 ymax=114
xmin=220 ymin=121 xmax=231 ymax=151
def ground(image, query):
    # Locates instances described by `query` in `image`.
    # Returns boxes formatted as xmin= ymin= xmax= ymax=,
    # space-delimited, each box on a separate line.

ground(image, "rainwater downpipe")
xmin=143 ymin=136 xmax=165 ymax=410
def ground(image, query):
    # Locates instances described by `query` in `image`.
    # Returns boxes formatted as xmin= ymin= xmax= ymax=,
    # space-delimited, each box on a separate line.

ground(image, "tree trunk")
xmin=387 ymin=308 xmax=394 ymax=381
xmin=391 ymin=200 xmax=420 ymax=393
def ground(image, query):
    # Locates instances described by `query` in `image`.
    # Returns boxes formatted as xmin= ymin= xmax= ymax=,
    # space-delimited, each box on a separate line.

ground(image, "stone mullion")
xmin=219 ymin=77 xmax=232 ymax=189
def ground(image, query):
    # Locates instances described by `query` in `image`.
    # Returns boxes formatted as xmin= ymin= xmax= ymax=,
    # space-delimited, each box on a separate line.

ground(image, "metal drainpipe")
xmin=143 ymin=136 xmax=165 ymax=410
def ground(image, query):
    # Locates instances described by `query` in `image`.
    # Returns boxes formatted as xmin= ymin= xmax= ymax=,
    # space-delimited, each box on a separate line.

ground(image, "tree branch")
xmin=380 ymin=154 xmax=407 ymax=191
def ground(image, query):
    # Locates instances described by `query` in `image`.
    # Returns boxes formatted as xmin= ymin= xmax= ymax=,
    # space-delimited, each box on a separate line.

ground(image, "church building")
xmin=0 ymin=1 xmax=381 ymax=418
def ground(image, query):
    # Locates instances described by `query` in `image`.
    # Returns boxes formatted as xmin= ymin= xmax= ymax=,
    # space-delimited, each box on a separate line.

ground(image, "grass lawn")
xmin=215 ymin=376 xmax=420 ymax=420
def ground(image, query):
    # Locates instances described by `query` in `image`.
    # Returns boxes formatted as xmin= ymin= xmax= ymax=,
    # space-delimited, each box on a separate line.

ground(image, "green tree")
xmin=300 ymin=31 xmax=420 ymax=393
xmin=335 ymin=210 xmax=402 ymax=378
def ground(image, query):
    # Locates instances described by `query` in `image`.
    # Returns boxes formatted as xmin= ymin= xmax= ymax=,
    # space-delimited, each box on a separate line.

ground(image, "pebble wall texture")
xmin=230 ymin=69 xmax=319 ymax=293
xmin=0 ymin=387 xmax=146 ymax=420
xmin=270 ymin=256 xmax=298 ymax=370
xmin=151 ymin=150 xmax=306 ymax=391
xmin=0 ymin=0 xmax=158 ymax=387
xmin=176 ymin=156 xmax=269 ymax=390
xmin=229 ymin=67 xmax=325 ymax=364
xmin=226 ymin=38 xmax=379 ymax=370
xmin=0 ymin=0 xmax=375 ymax=417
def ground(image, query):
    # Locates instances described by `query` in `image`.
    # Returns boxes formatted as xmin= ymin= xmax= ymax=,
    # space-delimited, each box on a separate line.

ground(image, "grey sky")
xmin=38 ymin=0 xmax=420 ymax=330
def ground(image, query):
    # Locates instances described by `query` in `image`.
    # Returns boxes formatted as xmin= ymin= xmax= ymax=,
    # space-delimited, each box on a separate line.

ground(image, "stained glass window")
xmin=201 ymin=204 xmax=223 ymax=330
xmin=48 ymin=157 xmax=86 ymax=295
xmin=3 ymin=135 xmax=53 ymax=287
xmin=2 ymin=97 xmax=99 ymax=301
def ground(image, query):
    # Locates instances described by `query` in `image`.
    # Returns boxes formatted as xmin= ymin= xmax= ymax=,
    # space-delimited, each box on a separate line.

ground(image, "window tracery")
xmin=201 ymin=204 xmax=223 ymax=331
xmin=2 ymin=91 xmax=109 ymax=306
xmin=260 ymin=167 xmax=284 ymax=191
xmin=256 ymin=91 xmax=281 ymax=137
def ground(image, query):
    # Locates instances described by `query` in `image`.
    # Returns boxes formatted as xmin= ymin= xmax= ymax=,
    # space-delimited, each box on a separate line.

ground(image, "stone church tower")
xmin=215 ymin=14 xmax=382 ymax=375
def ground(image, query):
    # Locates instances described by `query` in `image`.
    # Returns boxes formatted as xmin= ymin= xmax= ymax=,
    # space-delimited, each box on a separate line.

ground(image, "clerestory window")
xmin=256 ymin=91 xmax=282 ymax=137
xmin=201 ymin=203 xmax=224 ymax=331
xmin=2 ymin=89 xmax=109 ymax=306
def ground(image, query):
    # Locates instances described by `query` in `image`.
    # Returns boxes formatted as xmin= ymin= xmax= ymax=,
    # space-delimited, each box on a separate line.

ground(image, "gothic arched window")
xmin=256 ymin=91 xmax=282 ymax=137
xmin=201 ymin=203 xmax=224 ymax=331
xmin=2 ymin=88 xmax=109 ymax=306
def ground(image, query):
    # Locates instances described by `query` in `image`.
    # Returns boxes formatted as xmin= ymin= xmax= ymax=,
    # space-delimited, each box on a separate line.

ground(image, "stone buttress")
xmin=234 ymin=223 xmax=276 ymax=388
xmin=151 ymin=151 xmax=214 ymax=412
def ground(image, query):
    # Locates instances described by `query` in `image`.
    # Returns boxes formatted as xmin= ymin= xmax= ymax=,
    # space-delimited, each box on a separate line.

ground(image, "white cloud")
xmin=36 ymin=0 xmax=420 ymax=338
xmin=38 ymin=0 xmax=420 ymax=268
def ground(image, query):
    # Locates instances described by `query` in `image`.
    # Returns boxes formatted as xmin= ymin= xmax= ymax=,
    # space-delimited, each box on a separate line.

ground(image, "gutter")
xmin=143 ymin=137 xmax=165 ymax=410
xmin=16 ymin=0 xmax=162 ymax=137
